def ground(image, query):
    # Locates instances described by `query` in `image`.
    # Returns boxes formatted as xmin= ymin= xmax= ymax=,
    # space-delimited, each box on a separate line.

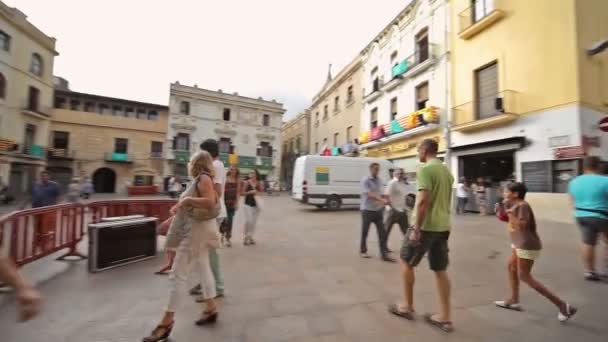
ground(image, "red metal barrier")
xmin=0 ymin=198 xmax=177 ymax=267
xmin=0 ymin=203 xmax=86 ymax=266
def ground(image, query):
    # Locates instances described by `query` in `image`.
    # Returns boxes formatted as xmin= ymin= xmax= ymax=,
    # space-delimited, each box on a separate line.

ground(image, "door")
xmin=93 ymin=168 xmax=116 ymax=193
xmin=475 ymin=62 xmax=498 ymax=119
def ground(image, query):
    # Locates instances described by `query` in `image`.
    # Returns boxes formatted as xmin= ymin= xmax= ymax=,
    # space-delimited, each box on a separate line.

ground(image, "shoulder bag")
xmin=185 ymin=174 xmax=221 ymax=221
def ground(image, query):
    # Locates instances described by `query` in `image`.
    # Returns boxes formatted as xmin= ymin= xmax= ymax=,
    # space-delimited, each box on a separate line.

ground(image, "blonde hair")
xmin=188 ymin=151 xmax=215 ymax=178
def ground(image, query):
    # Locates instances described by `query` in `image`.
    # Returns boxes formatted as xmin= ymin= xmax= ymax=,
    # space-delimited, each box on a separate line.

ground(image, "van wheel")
xmin=315 ymin=205 xmax=324 ymax=209
xmin=326 ymin=196 xmax=342 ymax=210
xmin=406 ymin=194 xmax=416 ymax=209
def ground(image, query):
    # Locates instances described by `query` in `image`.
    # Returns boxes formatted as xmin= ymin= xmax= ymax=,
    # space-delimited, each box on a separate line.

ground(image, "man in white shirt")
xmin=191 ymin=139 xmax=226 ymax=299
xmin=384 ymin=168 xmax=410 ymax=245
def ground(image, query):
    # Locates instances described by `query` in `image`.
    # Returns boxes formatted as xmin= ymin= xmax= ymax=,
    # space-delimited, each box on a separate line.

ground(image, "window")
xmin=390 ymin=97 xmax=398 ymax=121
xmin=114 ymin=138 xmax=128 ymax=153
xmin=475 ymin=61 xmax=498 ymax=119
xmin=134 ymin=175 xmax=154 ymax=186
xmin=85 ymin=102 xmax=95 ymax=112
xmin=125 ymin=107 xmax=135 ymax=117
xmin=24 ymin=124 xmax=36 ymax=151
xmin=415 ymin=28 xmax=429 ymax=64
xmin=70 ymin=99 xmax=81 ymax=111
xmin=415 ymin=82 xmax=429 ymax=110
xmin=257 ymin=141 xmax=272 ymax=157
xmin=219 ymin=137 xmax=231 ymax=154
xmin=54 ymin=97 xmax=66 ymax=109
xmin=52 ymin=131 xmax=69 ymax=149
xmin=27 ymin=86 xmax=40 ymax=112
xmin=334 ymin=96 xmax=340 ymax=112
xmin=174 ymin=133 xmax=190 ymax=151
xmin=0 ymin=30 xmax=10 ymax=51
xmin=473 ymin=0 xmax=495 ymax=23
xmin=315 ymin=142 xmax=319 ymax=153
xmin=136 ymin=109 xmax=147 ymax=119
xmin=30 ymin=53 xmax=43 ymax=76
xmin=262 ymin=114 xmax=270 ymax=126
xmin=323 ymin=138 xmax=328 ymax=147
xmin=371 ymin=67 xmax=380 ymax=92
xmin=296 ymin=136 xmax=302 ymax=152
xmin=179 ymin=101 xmax=190 ymax=115
xmin=370 ymin=108 xmax=378 ymax=129
xmin=223 ymin=108 xmax=231 ymax=121
xmin=148 ymin=110 xmax=159 ymax=120
xmin=390 ymin=50 xmax=399 ymax=66
xmin=289 ymin=140 xmax=294 ymax=153
xmin=315 ymin=112 xmax=320 ymax=123
xmin=323 ymin=105 xmax=329 ymax=119
xmin=347 ymin=85 xmax=354 ymax=104
xmin=346 ymin=126 xmax=353 ymax=143
xmin=98 ymin=104 xmax=110 ymax=115
xmin=333 ymin=132 xmax=339 ymax=147
xmin=112 ymin=105 xmax=122 ymax=116
xmin=0 ymin=73 xmax=5 ymax=99
xmin=151 ymin=141 xmax=163 ymax=158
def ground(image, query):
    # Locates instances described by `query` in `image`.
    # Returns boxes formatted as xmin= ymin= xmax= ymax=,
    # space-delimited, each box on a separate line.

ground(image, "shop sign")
xmin=548 ymin=135 xmax=571 ymax=148
xmin=367 ymin=136 xmax=440 ymax=158
xmin=554 ymin=146 xmax=584 ymax=159
xmin=599 ymin=117 xmax=608 ymax=132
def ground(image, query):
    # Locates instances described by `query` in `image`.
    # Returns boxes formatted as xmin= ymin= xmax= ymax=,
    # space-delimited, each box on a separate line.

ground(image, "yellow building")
xmin=309 ymin=57 xmax=363 ymax=155
xmin=50 ymin=86 xmax=169 ymax=194
xmin=450 ymin=0 xmax=608 ymax=195
xmin=280 ymin=110 xmax=311 ymax=187
xmin=0 ymin=2 xmax=58 ymax=196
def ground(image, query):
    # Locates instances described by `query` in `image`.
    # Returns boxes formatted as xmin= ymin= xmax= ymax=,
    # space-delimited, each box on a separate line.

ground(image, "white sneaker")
xmin=557 ymin=303 xmax=577 ymax=322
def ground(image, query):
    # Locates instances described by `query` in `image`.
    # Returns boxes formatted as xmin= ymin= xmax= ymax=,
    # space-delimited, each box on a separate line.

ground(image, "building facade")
xmin=280 ymin=110 xmax=311 ymax=188
xmin=0 ymin=2 xmax=57 ymax=197
xmin=50 ymin=86 xmax=169 ymax=194
xmin=166 ymin=83 xmax=285 ymax=181
xmin=358 ymin=0 xmax=450 ymax=179
xmin=309 ymin=56 xmax=363 ymax=156
xmin=449 ymin=0 xmax=608 ymax=195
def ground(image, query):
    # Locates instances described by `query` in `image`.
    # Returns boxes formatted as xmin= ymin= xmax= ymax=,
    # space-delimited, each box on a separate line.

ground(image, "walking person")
xmin=568 ymin=156 xmax=608 ymax=281
xmin=0 ymin=253 xmax=42 ymax=322
xmin=242 ymin=169 xmax=264 ymax=245
xmin=168 ymin=176 xmax=181 ymax=199
xmin=456 ymin=177 xmax=469 ymax=214
xmin=389 ymin=139 xmax=454 ymax=332
xmin=66 ymin=177 xmax=80 ymax=203
xmin=494 ymin=182 xmax=578 ymax=321
xmin=220 ymin=165 xmax=241 ymax=247
xmin=384 ymin=168 xmax=410 ymax=246
xmin=475 ymin=177 xmax=488 ymax=215
xmin=360 ymin=163 xmax=395 ymax=262
xmin=142 ymin=151 xmax=221 ymax=342
xmin=81 ymin=177 xmax=93 ymax=200
xmin=31 ymin=171 xmax=61 ymax=251
xmin=190 ymin=139 xmax=226 ymax=299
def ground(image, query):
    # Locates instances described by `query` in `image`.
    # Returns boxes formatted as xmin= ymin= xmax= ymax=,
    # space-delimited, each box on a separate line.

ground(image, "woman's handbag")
xmin=185 ymin=174 xmax=221 ymax=221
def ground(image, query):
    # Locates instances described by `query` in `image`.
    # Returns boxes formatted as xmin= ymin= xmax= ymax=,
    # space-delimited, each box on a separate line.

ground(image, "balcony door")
xmin=415 ymin=28 xmax=429 ymax=64
xmin=24 ymin=124 xmax=36 ymax=150
xmin=475 ymin=62 xmax=498 ymax=119
xmin=473 ymin=0 xmax=495 ymax=23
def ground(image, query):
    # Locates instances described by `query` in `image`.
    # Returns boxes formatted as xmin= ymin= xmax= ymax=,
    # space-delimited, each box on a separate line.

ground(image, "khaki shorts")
xmin=511 ymin=244 xmax=541 ymax=260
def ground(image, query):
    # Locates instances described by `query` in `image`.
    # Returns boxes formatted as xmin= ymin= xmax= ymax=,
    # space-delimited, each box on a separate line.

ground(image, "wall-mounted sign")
xmin=522 ymin=161 xmax=552 ymax=192
xmin=548 ymin=135 xmax=571 ymax=147
xmin=554 ymin=146 xmax=584 ymax=159
xmin=599 ymin=117 xmax=608 ymax=132
xmin=315 ymin=167 xmax=329 ymax=185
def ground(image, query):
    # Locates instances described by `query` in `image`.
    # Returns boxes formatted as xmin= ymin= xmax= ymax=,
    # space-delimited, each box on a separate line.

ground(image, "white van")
xmin=292 ymin=155 xmax=416 ymax=210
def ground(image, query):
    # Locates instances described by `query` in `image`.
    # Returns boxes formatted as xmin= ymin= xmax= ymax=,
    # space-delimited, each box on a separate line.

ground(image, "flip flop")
xmin=388 ymin=304 xmax=415 ymax=320
xmin=424 ymin=313 xmax=454 ymax=333
xmin=494 ymin=300 xmax=523 ymax=311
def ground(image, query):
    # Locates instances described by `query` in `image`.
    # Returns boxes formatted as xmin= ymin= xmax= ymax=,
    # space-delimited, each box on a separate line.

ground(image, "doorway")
xmin=93 ymin=167 xmax=116 ymax=193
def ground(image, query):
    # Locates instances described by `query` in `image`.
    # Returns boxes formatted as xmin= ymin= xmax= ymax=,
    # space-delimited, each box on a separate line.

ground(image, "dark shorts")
xmin=577 ymin=217 xmax=608 ymax=246
xmin=400 ymin=229 xmax=450 ymax=271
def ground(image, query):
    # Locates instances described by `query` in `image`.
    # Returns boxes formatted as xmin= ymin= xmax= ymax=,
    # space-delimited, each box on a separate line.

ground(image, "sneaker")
xmin=557 ymin=303 xmax=578 ymax=322
xmin=381 ymin=255 xmax=397 ymax=263
xmin=360 ymin=252 xmax=372 ymax=259
xmin=584 ymin=271 xmax=601 ymax=281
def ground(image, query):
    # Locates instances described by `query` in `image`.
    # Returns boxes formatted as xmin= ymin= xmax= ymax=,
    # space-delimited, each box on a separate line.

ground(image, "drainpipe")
xmin=443 ymin=0 xmax=452 ymax=172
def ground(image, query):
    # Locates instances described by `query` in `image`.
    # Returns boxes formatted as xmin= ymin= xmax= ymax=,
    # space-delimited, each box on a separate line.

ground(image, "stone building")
xmin=166 ymin=83 xmax=285 ymax=181
xmin=0 ymin=2 xmax=58 ymax=197
xmin=280 ymin=110 xmax=311 ymax=188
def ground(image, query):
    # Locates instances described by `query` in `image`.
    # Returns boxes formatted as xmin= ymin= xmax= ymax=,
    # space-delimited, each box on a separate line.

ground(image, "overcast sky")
xmin=10 ymin=0 xmax=410 ymax=120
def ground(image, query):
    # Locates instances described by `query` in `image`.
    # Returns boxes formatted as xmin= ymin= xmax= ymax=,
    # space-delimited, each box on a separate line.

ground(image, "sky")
xmin=10 ymin=0 xmax=411 ymax=120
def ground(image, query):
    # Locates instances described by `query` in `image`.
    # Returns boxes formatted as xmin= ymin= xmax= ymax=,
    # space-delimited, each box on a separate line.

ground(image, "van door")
xmin=292 ymin=157 xmax=305 ymax=201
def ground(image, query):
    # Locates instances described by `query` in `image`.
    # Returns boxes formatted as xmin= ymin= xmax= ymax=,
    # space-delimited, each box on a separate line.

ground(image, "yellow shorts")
xmin=511 ymin=244 xmax=541 ymax=260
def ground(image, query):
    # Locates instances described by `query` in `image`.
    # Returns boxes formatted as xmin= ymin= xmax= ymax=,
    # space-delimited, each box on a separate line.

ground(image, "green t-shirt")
xmin=412 ymin=159 xmax=454 ymax=232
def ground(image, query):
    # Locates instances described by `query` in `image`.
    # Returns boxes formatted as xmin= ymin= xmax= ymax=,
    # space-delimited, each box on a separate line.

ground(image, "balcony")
xmin=105 ymin=152 xmax=133 ymax=163
xmin=458 ymin=0 xmax=505 ymax=40
xmin=22 ymin=144 xmax=46 ymax=158
xmin=48 ymin=148 xmax=76 ymax=160
xmin=171 ymin=150 xmax=190 ymax=164
xmin=0 ymin=138 xmax=17 ymax=152
xmin=384 ymin=44 xmax=437 ymax=92
xmin=452 ymin=90 xmax=519 ymax=133
xmin=21 ymin=103 xmax=51 ymax=119
xmin=150 ymin=151 xmax=164 ymax=159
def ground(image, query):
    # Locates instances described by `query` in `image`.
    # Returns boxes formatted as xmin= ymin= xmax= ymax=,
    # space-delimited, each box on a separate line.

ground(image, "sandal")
xmin=494 ymin=300 xmax=523 ymax=311
xmin=195 ymin=310 xmax=218 ymax=326
xmin=388 ymin=303 xmax=415 ymax=320
xmin=557 ymin=303 xmax=578 ymax=322
xmin=424 ymin=313 xmax=454 ymax=333
xmin=142 ymin=321 xmax=173 ymax=342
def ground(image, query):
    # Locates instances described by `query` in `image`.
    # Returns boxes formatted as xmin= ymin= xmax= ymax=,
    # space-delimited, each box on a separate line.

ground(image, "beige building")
xmin=280 ymin=110 xmax=311 ymax=187
xmin=0 ymin=2 xmax=58 ymax=196
xmin=50 ymin=85 xmax=169 ymax=194
xmin=309 ymin=57 xmax=363 ymax=155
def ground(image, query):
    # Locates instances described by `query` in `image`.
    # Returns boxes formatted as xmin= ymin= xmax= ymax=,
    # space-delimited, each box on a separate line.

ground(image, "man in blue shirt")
xmin=31 ymin=171 xmax=60 ymax=208
xmin=568 ymin=156 xmax=608 ymax=281
xmin=360 ymin=162 xmax=395 ymax=262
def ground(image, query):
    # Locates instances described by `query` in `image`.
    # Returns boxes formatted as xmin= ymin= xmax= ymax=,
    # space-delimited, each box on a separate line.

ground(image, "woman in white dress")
xmin=143 ymin=151 xmax=221 ymax=342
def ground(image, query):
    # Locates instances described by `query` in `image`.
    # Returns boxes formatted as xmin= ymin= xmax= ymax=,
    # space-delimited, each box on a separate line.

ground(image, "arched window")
xmin=30 ymin=53 xmax=43 ymax=76
xmin=0 ymin=73 xmax=5 ymax=99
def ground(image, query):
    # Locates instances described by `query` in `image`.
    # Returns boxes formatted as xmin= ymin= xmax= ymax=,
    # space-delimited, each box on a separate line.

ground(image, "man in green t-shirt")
xmin=388 ymin=138 xmax=455 ymax=333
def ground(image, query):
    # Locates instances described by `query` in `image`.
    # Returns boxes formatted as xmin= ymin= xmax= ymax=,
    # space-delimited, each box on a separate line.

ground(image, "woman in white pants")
xmin=242 ymin=169 xmax=263 ymax=245
xmin=143 ymin=151 xmax=220 ymax=342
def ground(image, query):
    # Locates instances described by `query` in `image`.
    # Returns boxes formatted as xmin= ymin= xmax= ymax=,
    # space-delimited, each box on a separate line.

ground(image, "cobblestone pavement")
xmin=1 ymin=194 xmax=607 ymax=342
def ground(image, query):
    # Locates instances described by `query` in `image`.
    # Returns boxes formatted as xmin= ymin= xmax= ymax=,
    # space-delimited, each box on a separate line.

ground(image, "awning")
xmin=451 ymin=137 xmax=526 ymax=157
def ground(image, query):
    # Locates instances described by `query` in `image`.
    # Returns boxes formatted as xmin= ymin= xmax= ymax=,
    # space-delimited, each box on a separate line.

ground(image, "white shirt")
xmin=170 ymin=177 xmax=181 ymax=192
xmin=456 ymin=183 xmax=468 ymax=198
xmin=385 ymin=178 xmax=409 ymax=212
xmin=213 ymin=159 xmax=227 ymax=219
